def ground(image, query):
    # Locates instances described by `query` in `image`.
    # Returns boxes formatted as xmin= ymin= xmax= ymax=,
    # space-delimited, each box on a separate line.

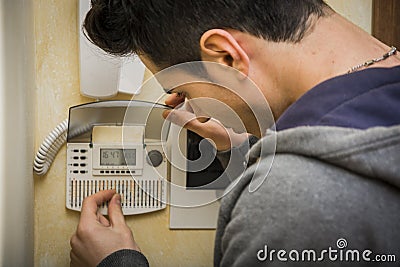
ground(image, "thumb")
xmin=108 ymin=194 xmax=126 ymax=227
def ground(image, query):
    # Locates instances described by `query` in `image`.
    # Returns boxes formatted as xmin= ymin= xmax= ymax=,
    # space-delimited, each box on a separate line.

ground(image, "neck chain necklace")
xmin=347 ymin=46 xmax=397 ymax=73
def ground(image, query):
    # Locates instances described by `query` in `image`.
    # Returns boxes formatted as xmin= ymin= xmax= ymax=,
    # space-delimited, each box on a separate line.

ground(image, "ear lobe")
xmin=200 ymin=29 xmax=250 ymax=77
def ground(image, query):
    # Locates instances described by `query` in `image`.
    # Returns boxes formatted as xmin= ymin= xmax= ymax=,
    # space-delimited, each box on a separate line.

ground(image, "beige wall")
xmin=327 ymin=0 xmax=372 ymax=33
xmin=33 ymin=1 xmax=372 ymax=266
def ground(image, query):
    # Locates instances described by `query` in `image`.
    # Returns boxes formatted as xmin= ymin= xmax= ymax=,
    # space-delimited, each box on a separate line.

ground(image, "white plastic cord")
xmin=33 ymin=119 xmax=68 ymax=176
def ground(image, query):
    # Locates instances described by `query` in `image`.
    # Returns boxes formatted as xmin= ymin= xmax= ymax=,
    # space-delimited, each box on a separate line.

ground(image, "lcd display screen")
xmin=100 ymin=149 xmax=136 ymax=166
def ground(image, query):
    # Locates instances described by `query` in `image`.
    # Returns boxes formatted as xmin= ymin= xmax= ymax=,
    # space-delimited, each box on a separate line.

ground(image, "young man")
xmin=70 ymin=1 xmax=400 ymax=266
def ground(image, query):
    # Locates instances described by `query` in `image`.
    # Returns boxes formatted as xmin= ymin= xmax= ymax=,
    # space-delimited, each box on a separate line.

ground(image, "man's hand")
xmin=70 ymin=190 xmax=140 ymax=267
xmin=163 ymin=93 xmax=249 ymax=151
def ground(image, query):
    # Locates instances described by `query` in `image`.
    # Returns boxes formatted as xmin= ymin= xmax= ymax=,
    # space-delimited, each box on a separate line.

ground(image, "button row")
xmin=72 ymin=149 xmax=88 ymax=153
xmin=73 ymin=170 xmax=87 ymax=174
xmin=73 ymin=156 xmax=87 ymax=160
xmin=73 ymin=163 xmax=87 ymax=167
xmin=100 ymin=170 xmax=128 ymax=174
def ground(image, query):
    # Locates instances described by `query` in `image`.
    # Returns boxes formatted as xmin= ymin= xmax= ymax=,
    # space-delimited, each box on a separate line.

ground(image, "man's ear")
xmin=200 ymin=29 xmax=250 ymax=77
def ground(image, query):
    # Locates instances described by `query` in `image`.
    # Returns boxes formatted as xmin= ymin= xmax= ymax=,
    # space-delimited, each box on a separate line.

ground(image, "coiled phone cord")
xmin=33 ymin=119 xmax=68 ymax=176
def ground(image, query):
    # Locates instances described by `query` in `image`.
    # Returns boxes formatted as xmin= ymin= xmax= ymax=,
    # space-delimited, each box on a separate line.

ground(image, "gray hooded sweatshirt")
xmin=214 ymin=125 xmax=400 ymax=266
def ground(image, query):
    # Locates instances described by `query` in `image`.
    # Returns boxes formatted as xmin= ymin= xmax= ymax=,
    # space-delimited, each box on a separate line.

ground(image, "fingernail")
xmin=114 ymin=194 xmax=121 ymax=205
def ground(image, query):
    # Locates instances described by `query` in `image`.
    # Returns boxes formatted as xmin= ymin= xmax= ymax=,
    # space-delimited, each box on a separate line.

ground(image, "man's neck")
xmin=281 ymin=12 xmax=398 ymax=98
xmin=241 ymin=12 xmax=400 ymax=119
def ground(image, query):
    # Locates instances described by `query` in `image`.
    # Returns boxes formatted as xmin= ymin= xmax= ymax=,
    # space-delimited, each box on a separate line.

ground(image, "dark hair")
xmin=84 ymin=0 xmax=330 ymax=68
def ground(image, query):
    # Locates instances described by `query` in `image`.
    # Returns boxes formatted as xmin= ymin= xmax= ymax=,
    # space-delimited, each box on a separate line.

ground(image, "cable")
xmin=33 ymin=119 xmax=68 ymax=176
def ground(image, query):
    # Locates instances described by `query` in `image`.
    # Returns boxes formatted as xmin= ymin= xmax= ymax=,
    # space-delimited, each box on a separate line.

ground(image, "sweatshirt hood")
xmin=250 ymin=125 xmax=400 ymax=190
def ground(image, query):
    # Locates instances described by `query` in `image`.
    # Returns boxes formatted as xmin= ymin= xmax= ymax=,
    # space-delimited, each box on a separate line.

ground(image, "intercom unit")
xmin=65 ymin=101 xmax=171 ymax=215
xmin=79 ymin=0 xmax=145 ymax=99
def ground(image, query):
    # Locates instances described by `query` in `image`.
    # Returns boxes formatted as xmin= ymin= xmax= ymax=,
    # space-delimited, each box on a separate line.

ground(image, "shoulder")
xmin=216 ymin=153 xmax=400 ymax=266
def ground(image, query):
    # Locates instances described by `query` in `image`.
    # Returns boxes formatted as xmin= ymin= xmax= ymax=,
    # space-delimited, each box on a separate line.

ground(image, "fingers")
xmin=165 ymin=92 xmax=185 ymax=107
xmin=81 ymin=190 xmax=116 ymax=221
xmin=70 ymin=249 xmax=79 ymax=267
xmin=163 ymin=96 xmax=241 ymax=151
xmin=97 ymin=211 xmax=110 ymax=227
xmin=70 ymin=235 xmax=84 ymax=267
xmin=163 ymin=109 xmax=203 ymax=136
xmin=70 ymin=247 xmax=87 ymax=267
xmin=165 ymin=109 xmax=237 ymax=150
xmin=71 ymin=191 xmax=136 ymax=267
xmin=163 ymin=108 xmax=194 ymax=126
xmin=108 ymin=193 xmax=126 ymax=228
xmin=163 ymin=108 xmax=213 ymax=135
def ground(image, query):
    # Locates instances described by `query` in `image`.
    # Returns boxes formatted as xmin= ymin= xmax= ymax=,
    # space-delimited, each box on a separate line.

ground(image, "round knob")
xmin=147 ymin=150 xmax=164 ymax=167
